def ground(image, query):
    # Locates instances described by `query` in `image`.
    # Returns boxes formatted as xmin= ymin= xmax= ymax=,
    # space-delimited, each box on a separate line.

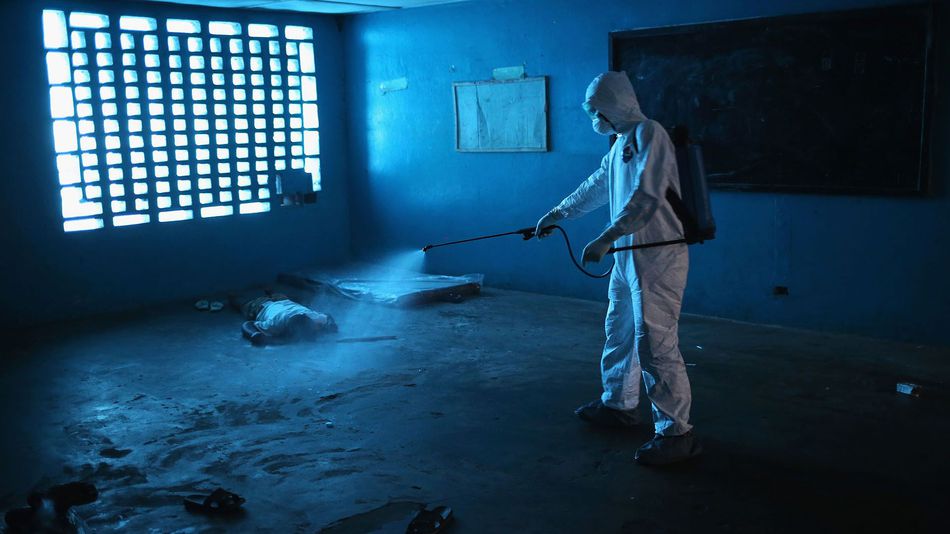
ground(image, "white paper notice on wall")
xmin=379 ymin=77 xmax=408 ymax=94
xmin=492 ymin=65 xmax=526 ymax=80
xmin=453 ymin=77 xmax=548 ymax=152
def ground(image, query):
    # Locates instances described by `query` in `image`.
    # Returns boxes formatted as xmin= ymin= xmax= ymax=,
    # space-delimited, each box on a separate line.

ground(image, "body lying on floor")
xmin=228 ymin=289 xmax=337 ymax=345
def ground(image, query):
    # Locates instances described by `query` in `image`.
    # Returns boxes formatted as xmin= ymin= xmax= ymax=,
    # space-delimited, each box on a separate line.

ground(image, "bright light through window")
xmin=42 ymin=9 xmax=320 ymax=232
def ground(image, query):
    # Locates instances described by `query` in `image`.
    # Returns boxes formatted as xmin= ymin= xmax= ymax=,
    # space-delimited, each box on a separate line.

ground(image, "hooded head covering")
xmin=584 ymin=71 xmax=647 ymax=135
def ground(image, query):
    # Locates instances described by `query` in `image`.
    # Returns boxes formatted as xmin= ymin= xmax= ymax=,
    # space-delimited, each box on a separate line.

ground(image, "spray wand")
xmin=421 ymin=227 xmax=538 ymax=253
xmin=422 ymin=226 xmax=686 ymax=279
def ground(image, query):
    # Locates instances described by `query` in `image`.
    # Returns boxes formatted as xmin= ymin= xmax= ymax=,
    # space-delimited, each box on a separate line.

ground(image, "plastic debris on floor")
xmin=281 ymin=264 xmax=483 ymax=307
xmin=896 ymin=382 xmax=922 ymax=397
xmin=4 ymin=482 xmax=98 ymax=534
xmin=318 ymin=501 xmax=453 ymax=534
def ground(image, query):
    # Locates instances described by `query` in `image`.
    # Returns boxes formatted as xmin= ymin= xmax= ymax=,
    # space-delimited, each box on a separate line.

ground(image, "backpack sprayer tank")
xmin=671 ymin=125 xmax=716 ymax=244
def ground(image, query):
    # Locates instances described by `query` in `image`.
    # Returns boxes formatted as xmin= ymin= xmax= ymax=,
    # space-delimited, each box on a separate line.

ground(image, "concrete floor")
xmin=2 ymin=287 xmax=948 ymax=533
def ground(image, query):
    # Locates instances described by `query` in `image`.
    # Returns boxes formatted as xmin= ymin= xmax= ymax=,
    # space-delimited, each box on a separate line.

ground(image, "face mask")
xmin=584 ymin=102 xmax=615 ymax=135
xmin=592 ymin=116 xmax=615 ymax=136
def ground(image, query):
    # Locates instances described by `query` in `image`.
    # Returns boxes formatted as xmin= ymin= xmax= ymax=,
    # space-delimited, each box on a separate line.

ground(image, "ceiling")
xmin=134 ymin=0 xmax=473 ymax=14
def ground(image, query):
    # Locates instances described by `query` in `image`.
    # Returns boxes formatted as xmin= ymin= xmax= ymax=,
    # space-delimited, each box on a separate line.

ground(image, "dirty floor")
xmin=2 ymin=288 xmax=948 ymax=533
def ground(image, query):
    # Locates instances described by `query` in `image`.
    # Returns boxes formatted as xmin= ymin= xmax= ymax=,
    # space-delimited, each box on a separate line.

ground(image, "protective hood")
xmin=585 ymin=72 xmax=648 ymax=135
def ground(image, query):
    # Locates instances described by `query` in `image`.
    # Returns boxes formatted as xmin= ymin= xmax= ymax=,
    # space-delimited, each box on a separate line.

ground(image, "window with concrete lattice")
xmin=43 ymin=9 xmax=321 ymax=232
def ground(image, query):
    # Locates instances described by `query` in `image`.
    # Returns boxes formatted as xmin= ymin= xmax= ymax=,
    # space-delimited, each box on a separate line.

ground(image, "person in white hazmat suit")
xmin=535 ymin=72 xmax=701 ymax=465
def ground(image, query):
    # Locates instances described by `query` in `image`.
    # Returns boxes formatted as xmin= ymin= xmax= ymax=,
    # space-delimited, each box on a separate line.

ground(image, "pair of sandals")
xmin=194 ymin=299 xmax=224 ymax=312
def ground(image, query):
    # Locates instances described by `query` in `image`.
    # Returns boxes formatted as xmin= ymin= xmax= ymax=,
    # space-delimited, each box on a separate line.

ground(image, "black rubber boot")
xmin=574 ymin=399 xmax=642 ymax=428
xmin=635 ymin=431 xmax=702 ymax=466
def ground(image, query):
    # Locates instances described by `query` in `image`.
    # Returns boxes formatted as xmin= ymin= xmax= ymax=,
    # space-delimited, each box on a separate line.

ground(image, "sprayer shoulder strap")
xmin=666 ymin=187 xmax=698 ymax=242
xmin=665 ymin=187 xmax=689 ymax=221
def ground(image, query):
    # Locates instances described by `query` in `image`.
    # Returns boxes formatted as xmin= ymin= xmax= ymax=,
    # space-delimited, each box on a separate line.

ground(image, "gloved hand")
xmin=582 ymin=226 xmax=623 ymax=264
xmin=535 ymin=209 xmax=564 ymax=239
xmin=582 ymin=236 xmax=613 ymax=264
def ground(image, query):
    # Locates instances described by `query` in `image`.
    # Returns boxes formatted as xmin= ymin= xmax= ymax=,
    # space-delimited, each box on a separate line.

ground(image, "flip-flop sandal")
xmin=183 ymin=488 xmax=245 ymax=515
xmin=209 ymin=301 xmax=224 ymax=312
xmin=194 ymin=300 xmax=211 ymax=311
xmin=407 ymin=505 xmax=453 ymax=534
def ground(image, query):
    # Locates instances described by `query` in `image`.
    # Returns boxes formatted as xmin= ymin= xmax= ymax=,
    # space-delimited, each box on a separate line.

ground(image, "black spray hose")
xmin=545 ymin=226 xmax=688 ymax=279
xmin=546 ymin=225 xmax=613 ymax=279
xmin=422 ymin=225 xmax=687 ymax=280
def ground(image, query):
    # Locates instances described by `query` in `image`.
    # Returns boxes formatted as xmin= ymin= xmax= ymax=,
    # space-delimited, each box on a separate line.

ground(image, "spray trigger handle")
xmin=516 ymin=227 xmax=537 ymax=240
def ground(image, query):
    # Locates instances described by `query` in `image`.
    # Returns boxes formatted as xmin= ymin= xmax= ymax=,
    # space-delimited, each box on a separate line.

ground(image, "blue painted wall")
xmin=0 ymin=1 xmax=351 ymax=328
xmin=343 ymin=0 xmax=950 ymax=344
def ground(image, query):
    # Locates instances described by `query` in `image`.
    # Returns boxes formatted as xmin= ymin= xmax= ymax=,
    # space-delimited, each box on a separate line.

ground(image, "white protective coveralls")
xmin=554 ymin=72 xmax=692 ymax=436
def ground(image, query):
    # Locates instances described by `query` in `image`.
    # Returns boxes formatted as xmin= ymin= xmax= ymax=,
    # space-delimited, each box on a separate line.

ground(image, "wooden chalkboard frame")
xmin=609 ymin=4 xmax=935 ymax=196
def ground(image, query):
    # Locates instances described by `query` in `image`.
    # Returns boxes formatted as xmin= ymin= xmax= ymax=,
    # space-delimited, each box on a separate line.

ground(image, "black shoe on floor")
xmin=574 ymin=399 xmax=641 ymax=428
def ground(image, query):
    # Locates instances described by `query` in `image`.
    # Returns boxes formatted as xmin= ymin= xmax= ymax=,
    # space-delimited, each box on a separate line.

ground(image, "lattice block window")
xmin=42 ymin=10 xmax=320 ymax=232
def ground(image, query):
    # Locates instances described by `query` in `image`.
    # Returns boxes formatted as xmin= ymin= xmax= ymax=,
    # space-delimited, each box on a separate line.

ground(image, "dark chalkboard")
xmin=610 ymin=4 xmax=934 ymax=195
